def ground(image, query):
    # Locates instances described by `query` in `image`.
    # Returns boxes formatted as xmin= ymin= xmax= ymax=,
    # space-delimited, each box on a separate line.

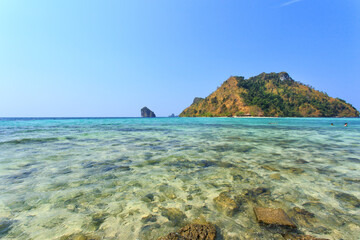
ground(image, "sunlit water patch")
xmin=0 ymin=118 xmax=359 ymax=239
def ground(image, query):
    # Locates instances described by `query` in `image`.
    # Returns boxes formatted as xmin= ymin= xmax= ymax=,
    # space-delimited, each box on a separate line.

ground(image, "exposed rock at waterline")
xmin=254 ymin=207 xmax=297 ymax=228
xmin=141 ymin=107 xmax=156 ymax=117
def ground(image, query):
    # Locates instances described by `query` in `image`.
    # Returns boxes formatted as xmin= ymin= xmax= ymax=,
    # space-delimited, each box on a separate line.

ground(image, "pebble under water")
xmin=0 ymin=117 xmax=359 ymax=239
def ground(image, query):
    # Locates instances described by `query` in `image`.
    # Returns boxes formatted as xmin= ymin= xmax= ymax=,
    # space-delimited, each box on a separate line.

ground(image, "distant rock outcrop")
xmin=141 ymin=107 xmax=156 ymax=117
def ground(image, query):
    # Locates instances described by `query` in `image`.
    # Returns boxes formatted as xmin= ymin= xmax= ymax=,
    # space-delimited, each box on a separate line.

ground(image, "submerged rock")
xmin=213 ymin=192 xmax=239 ymax=216
xmin=159 ymin=184 xmax=177 ymax=199
xmin=60 ymin=233 xmax=100 ymax=240
xmin=334 ymin=191 xmax=360 ymax=208
xmin=289 ymin=207 xmax=316 ymax=229
xmin=302 ymin=201 xmax=326 ymax=211
xmin=141 ymin=107 xmax=156 ymax=117
xmin=139 ymin=223 xmax=161 ymax=240
xmin=158 ymin=222 xmax=216 ymax=240
xmin=141 ymin=214 xmax=157 ymax=223
xmin=270 ymin=173 xmax=281 ymax=180
xmin=262 ymin=165 xmax=279 ymax=171
xmin=160 ymin=207 xmax=187 ymax=226
xmin=0 ymin=218 xmax=14 ymax=237
xmin=245 ymin=187 xmax=271 ymax=198
xmin=158 ymin=232 xmax=186 ymax=240
xmin=253 ymin=207 xmax=296 ymax=228
xmin=284 ymin=167 xmax=305 ymax=174
xmin=292 ymin=207 xmax=315 ymax=218
xmin=282 ymin=233 xmax=329 ymax=240
xmin=141 ymin=193 xmax=155 ymax=202
xmin=82 ymin=212 xmax=108 ymax=231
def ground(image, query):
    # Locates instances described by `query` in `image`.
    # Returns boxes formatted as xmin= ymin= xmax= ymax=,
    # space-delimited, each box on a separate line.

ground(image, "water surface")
xmin=0 ymin=118 xmax=359 ymax=239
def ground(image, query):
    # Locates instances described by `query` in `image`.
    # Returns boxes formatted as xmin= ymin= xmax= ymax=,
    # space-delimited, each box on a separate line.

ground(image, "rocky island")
xmin=180 ymin=72 xmax=359 ymax=117
xmin=141 ymin=107 xmax=156 ymax=117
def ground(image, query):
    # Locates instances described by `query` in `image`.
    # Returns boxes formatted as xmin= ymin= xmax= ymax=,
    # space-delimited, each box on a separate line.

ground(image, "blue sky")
xmin=0 ymin=0 xmax=359 ymax=117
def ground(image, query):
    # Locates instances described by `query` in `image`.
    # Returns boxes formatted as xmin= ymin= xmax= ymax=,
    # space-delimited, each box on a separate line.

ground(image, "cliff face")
xmin=180 ymin=72 xmax=359 ymax=117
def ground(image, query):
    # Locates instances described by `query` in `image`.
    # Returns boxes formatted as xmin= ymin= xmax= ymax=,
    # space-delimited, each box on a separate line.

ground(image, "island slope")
xmin=180 ymin=72 xmax=359 ymax=117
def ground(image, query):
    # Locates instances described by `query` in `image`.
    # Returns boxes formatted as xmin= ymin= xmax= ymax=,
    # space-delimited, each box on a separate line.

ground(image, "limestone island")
xmin=180 ymin=72 xmax=359 ymax=117
xmin=141 ymin=107 xmax=156 ymax=117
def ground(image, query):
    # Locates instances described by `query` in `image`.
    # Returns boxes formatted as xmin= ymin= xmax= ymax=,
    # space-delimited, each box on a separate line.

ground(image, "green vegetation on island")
xmin=180 ymin=72 xmax=359 ymax=117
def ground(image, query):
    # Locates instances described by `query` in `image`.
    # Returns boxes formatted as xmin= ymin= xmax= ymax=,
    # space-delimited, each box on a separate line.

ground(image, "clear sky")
xmin=0 ymin=0 xmax=359 ymax=117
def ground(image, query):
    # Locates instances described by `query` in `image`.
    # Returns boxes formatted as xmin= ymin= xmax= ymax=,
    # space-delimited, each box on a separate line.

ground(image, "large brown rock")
xmin=253 ymin=207 xmax=296 ymax=228
xmin=213 ymin=192 xmax=239 ymax=216
xmin=158 ymin=222 xmax=216 ymax=240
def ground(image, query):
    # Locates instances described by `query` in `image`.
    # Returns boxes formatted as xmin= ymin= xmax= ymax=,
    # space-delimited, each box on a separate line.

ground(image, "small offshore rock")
xmin=213 ymin=192 xmax=239 ymax=216
xmin=141 ymin=107 xmax=156 ymax=117
xmin=158 ymin=222 xmax=216 ymax=240
xmin=253 ymin=207 xmax=296 ymax=228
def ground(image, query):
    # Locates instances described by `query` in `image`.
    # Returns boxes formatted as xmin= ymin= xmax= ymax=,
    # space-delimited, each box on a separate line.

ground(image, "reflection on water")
xmin=0 ymin=118 xmax=359 ymax=239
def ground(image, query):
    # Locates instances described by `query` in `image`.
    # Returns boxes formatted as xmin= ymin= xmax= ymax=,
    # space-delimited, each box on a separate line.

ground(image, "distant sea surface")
xmin=0 ymin=117 xmax=359 ymax=239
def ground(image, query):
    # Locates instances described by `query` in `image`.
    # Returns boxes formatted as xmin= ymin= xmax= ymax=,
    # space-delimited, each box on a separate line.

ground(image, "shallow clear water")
xmin=0 ymin=117 xmax=359 ymax=240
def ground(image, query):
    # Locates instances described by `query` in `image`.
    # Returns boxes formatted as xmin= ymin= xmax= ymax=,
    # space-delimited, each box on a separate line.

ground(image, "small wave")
xmin=0 ymin=137 xmax=59 ymax=145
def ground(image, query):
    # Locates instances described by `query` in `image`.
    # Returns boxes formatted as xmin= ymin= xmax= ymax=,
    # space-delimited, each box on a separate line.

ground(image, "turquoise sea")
xmin=0 ymin=117 xmax=359 ymax=240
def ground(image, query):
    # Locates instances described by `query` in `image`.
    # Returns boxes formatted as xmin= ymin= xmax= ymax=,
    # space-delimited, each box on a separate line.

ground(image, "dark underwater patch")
xmin=0 ymin=137 xmax=59 ymax=145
